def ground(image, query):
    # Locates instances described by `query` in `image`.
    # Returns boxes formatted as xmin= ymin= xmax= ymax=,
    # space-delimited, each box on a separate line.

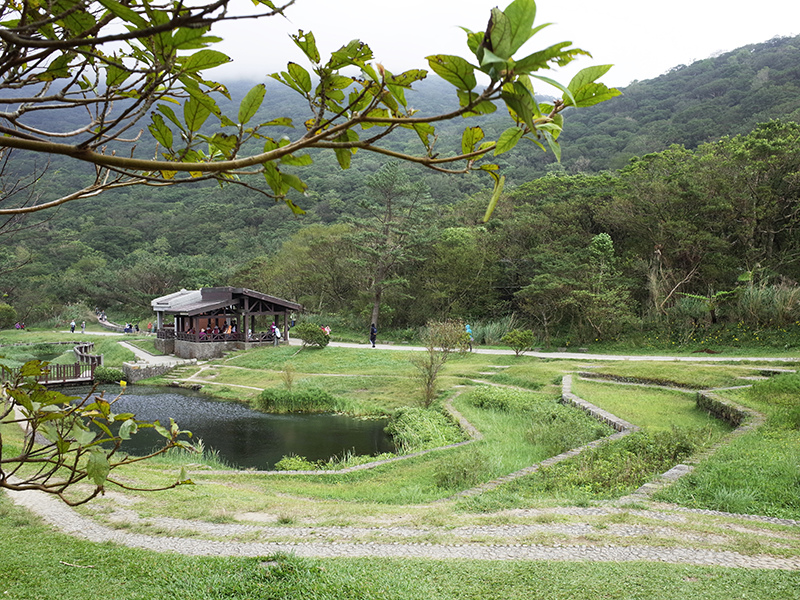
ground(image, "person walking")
xmin=369 ymin=323 xmax=377 ymax=348
xmin=70 ymin=320 xmax=76 ymax=333
xmin=81 ymin=321 xmax=86 ymax=334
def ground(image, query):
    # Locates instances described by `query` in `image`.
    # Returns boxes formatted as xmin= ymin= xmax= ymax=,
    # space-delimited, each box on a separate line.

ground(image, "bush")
xmin=273 ymin=455 xmax=322 ymax=471
xmin=0 ymin=303 xmax=17 ymax=329
xmin=385 ymin=406 xmax=464 ymax=453
xmin=501 ymin=329 xmax=538 ymax=356
xmin=293 ymin=322 xmax=331 ymax=348
xmin=94 ymin=366 xmax=125 ymax=383
xmin=255 ymin=386 xmax=344 ymax=413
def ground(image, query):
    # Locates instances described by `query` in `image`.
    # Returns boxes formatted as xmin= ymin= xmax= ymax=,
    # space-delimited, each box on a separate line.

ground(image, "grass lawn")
xmin=570 ymin=378 xmax=734 ymax=432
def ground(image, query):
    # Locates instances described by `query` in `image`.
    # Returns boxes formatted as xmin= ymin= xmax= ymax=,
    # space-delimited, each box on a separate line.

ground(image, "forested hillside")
xmin=2 ymin=35 xmax=800 ymax=347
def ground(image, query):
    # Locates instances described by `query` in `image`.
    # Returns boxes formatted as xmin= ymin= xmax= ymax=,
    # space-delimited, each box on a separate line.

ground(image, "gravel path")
xmin=7 ymin=486 xmax=800 ymax=570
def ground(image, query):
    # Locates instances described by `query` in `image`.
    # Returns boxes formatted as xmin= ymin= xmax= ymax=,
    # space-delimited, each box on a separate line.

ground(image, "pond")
xmin=82 ymin=385 xmax=395 ymax=470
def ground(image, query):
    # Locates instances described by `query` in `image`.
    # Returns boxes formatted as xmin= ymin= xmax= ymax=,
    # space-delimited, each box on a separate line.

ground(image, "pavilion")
xmin=152 ymin=287 xmax=302 ymax=359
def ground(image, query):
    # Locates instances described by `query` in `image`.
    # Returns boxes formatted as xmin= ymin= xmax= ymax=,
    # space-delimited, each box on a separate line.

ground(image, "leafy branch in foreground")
xmin=0 ymin=0 xmax=619 ymax=219
xmin=0 ymin=360 xmax=195 ymax=505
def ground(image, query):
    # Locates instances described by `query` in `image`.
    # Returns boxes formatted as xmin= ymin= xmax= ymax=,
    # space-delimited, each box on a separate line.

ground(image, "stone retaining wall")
xmin=560 ymin=374 xmax=639 ymax=433
xmin=696 ymin=390 xmax=759 ymax=427
xmin=122 ymin=360 xmax=195 ymax=383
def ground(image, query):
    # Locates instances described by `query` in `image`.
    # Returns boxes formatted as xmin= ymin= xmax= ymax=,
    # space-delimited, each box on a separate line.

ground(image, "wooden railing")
xmin=158 ymin=330 xmax=276 ymax=343
xmin=1 ymin=362 xmax=96 ymax=385
xmin=73 ymin=342 xmax=103 ymax=366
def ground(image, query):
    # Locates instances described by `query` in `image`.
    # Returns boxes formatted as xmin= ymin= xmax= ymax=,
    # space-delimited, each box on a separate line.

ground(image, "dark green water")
xmin=86 ymin=386 xmax=394 ymax=470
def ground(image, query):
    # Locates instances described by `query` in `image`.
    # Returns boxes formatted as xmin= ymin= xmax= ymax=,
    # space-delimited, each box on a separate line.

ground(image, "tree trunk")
xmin=370 ymin=287 xmax=382 ymax=328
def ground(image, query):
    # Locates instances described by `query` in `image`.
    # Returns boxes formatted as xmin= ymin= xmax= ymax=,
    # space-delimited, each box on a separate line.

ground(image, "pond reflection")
xmin=85 ymin=386 xmax=394 ymax=470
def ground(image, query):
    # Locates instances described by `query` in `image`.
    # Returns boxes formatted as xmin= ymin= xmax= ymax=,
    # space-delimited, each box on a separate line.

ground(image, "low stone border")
xmin=561 ymin=374 xmax=640 ymax=432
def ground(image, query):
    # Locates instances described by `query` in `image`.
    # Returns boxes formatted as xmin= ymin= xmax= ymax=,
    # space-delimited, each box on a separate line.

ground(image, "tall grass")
xmin=470 ymin=314 xmax=518 ymax=346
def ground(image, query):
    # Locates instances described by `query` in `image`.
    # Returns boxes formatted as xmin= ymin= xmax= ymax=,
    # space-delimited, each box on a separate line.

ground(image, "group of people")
xmin=14 ymin=322 xmax=25 ymax=330
xmin=69 ymin=320 xmax=86 ymax=334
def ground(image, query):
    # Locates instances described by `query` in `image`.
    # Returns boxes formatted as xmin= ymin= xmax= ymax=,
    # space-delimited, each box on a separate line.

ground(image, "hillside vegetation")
xmin=2 ymin=36 xmax=800 ymax=349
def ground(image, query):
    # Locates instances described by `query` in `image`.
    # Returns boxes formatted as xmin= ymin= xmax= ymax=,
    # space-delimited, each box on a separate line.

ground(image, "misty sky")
xmin=209 ymin=0 xmax=799 ymax=92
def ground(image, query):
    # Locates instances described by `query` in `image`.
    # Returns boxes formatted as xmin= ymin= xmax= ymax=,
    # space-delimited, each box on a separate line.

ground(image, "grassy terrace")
xmin=2 ymin=332 xmax=800 ymax=598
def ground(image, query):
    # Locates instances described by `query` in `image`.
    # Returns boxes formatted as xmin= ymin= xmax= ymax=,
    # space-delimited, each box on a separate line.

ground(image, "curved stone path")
xmin=6 ymin=486 xmax=800 ymax=569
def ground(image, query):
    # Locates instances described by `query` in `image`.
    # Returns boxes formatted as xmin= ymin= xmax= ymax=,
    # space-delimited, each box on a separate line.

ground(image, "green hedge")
xmin=254 ymin=387 xmax=344 ymax=413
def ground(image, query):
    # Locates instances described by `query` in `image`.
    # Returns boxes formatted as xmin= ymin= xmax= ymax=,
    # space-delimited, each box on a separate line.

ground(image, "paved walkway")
xmin=290 ymin=338 xmax=799 ymax=363
xmin=117 ymin=340 xmax=194 ymax=367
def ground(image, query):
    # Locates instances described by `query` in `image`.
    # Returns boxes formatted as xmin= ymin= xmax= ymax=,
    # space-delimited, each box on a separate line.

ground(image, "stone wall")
xmin=560 ymin=374 xmax=639 ymax=433
xmin=174 ymin=339 xmax=240 ymax=360
xmin=122 ymin=360 xmax=195 ymax=383
xmin=154 ymin=337 xmax=175 ymax=355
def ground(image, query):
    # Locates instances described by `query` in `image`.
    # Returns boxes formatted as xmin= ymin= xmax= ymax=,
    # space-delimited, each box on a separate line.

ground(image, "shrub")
xmin=94 ymin=366 xmax=125 ymax=383
xmin=273 ymin=455 xmax=321 ymax=471
xmin=255 ymin=386 xmax=344 ymax=413
xmin=466 ymin=386 xmax=539 ymax=412
xmin=293 ymin=322 xmax=330 ymax=348
xmin=385 ymin=406 xmax=464 ymax=453
xmin=0 ymin=303 xmax=17 ymax=329
xmin=501 ymin=329 xmax=538 ymax=356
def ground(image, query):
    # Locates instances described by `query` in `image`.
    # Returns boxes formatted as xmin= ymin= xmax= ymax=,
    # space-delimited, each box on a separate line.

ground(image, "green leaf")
xmin=514 ymin=41 xmax=581 ymax=73
xmin=259 ymin=117 xmax=293 ymax=128
xmin=568 ymin=64 xmax=613 ymax=93
xmin=333 ymin=130 xmax=358 ymax=169
xmin=53 ymin=0 xmax=96 ymax=36
xmin=157 ymin=104 xmax=184 ymax=130
xmin=288 ymin=63 xmax=312 ymax=93
xmin=263 ymin=162 xmax=284 ymax=195
xmin=154 ymin=421 xmax=171 ymax=439
xmin=461 ymin=126 xmax=485 ymax=155
xmin=285 ymin=199 xmax=306 ymax=215
xmin=501 ymin=90 xmax=535 ymax=132
xmin=495 ymin=126 xmax=524 ymax=156
xmin=531 ymin=75 xmax=574 ymax=106
xmin=97 ymin=0 xmax=147 ymax=28
xmin=183 ymin=97 xmax=211 ymax=132
xmin=171 ymin=28 xmax=216 ymax=51
xmin=105 ymin=61 xmax=130 ymax=88
xmin=280 ymin=153 xmax=313 ymax=167
xmin=119 ymin=418 xmax=137 ymax=440
xmin=478 ymin=47 xmax=508 ymax=70
xmin=183 ymin=49 xmax=231 ymax=73
xmin=86 ymin=449 xmax=110 ymax=487
xmin=426 ymin=55 xmax=477 ymax=91
xmin=238 ymin=84 xmax=266 ymax=125
xmin=498 ymin=0 xmax=538 ymax=56
xmin=281 ymin=173 xmax=307 ymax=193
xmin=565 ymin=66 xmax=621 ymax=107
xmin=73 ymin=427 xmax=97 ymax=446
xmin=148 ymin=113 xmax=173 ymax=148
xmin=542 ymin=130 xmax=561 ymax=161
xmin=482 ymin=174 xmax=506 ymax=222
xmin=291 ymin=30 xmax=320 ymax=64
xmin=38 ymin=54 xmax=73 ymax=81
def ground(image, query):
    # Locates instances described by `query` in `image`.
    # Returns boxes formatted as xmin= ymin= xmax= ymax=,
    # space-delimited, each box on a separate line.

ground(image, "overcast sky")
xmin=211 ymin=0 xmax=800 ymax=91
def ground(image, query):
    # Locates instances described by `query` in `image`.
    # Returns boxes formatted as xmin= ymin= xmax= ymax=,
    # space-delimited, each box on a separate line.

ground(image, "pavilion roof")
xmin=151 ymin=287 xmax=302 ymax=316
